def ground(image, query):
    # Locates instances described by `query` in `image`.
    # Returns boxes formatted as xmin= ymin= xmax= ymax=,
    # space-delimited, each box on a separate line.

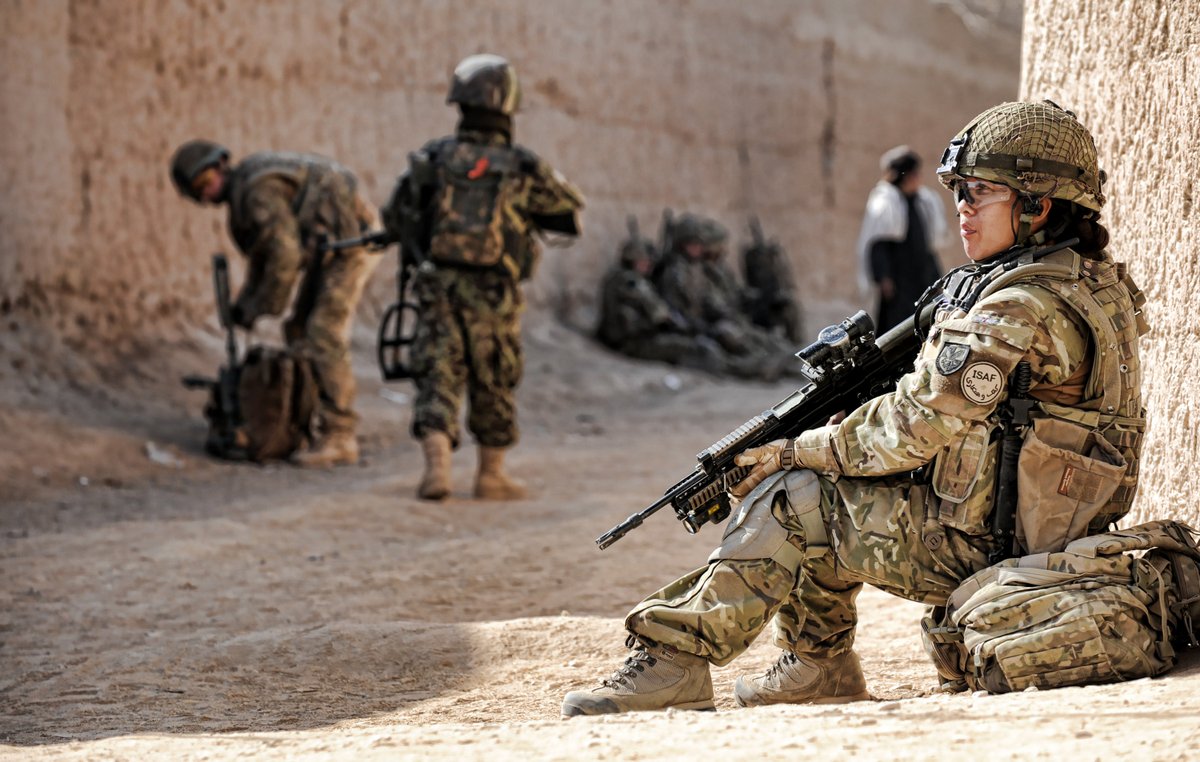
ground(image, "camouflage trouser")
xmin=619 ymin=333 xmax=788 ymax=382
xmin=618 ymin=334 xmax=728 ymax=375
xmin=626 ymin=470 xmax=994 ymax=666
xmin=410 ymin=266 xmax=523 ymax=448
xmin=285 ymin=247 xmax=378 ymax=435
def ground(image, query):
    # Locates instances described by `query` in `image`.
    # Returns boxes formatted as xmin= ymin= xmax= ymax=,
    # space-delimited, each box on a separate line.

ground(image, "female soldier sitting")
xmin=563 ymin=101 xmax=1149 ymax=716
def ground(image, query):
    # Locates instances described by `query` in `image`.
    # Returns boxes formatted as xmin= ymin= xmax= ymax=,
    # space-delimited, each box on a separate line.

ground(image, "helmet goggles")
xmin=950 ymin=178 xmax=1016 ymax=210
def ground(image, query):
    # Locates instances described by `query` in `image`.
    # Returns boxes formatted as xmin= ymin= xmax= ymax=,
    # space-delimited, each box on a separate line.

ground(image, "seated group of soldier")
xmin=596 ymin=213 xmax=804 ymax=381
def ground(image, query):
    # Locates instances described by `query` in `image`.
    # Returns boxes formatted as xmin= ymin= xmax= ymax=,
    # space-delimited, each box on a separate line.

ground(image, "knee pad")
xmin=709 ymin=469 xmax=828 ymax=571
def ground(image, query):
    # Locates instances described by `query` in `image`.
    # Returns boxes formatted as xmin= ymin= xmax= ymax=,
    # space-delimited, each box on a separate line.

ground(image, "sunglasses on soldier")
xmin=953 ymin=178 xmax=1015 ymax=209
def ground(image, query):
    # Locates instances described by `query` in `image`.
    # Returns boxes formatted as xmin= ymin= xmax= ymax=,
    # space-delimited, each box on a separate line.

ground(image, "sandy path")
xmin=2 ymin=323 xmax=1198 ymax=759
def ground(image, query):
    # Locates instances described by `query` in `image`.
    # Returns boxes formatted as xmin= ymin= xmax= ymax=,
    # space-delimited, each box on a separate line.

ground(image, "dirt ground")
xmin=2 ymin=316 xmax=1199 ymax=761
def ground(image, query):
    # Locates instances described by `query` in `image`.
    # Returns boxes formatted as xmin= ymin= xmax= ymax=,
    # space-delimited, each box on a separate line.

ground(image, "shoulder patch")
xmin=961 ymin=362 xmax=1004 ymax=405
xmin=935 ymin=342 xmax=971 ymax=375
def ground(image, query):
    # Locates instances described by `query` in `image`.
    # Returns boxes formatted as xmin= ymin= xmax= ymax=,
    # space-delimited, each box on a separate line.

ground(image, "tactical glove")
xmin=730 ymin=438 xmax=796 ymax=498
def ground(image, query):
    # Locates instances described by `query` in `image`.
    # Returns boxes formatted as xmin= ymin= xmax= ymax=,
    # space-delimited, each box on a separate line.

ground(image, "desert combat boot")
xmin=293 ymin=430 xmax=359 ymax=468
xmin=418 ymin=431 xmax=453 ymax=500
xmin=561 ymin=640 xmax=715 ymax=717
xmin=734 ymin=650 xmax=870 ymax=707
xmin=474 ymin=446 xmax=529 ymax=500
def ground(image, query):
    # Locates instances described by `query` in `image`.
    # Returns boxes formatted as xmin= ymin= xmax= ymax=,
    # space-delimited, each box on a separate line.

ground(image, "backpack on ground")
xmin=922 ymin=520 xmax=1200 ymax=693
xmin=234 ymin=346 xmax=317 ymax=461
xmin=182 ymin=253 xmax=319 ymax=463
xmin=186 ymin=345 xmax=317 ymax=463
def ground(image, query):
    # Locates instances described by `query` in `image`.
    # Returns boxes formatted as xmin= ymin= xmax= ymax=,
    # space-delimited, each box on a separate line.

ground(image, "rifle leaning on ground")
xmin=318 ymin=231 xmax=419 ymax=381
xmin=181 ymin=253 xmax=246 ymax=457
xmin=596 ymin=309 xmax=928 ymax=549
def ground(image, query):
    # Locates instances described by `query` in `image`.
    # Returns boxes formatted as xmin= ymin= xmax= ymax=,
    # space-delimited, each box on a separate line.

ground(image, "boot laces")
xmin=765 ymin=651 xmax=799 ymax=680
xmin=601 ymin=647 xmax=658 ymax=689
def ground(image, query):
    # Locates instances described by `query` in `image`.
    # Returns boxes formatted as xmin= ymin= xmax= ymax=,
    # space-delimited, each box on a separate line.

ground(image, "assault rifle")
xmin=658 ymin=208 xmax=674 ymax=261
xmin=596 ymin=310 xmax=926 ymax=549
xmin=318 ymin=231 xmax=420 ymax=381
xmin=181 ymin=253 xmax=245 ymax=457
xmin=748 ymin=215 xmax=766 ymax=249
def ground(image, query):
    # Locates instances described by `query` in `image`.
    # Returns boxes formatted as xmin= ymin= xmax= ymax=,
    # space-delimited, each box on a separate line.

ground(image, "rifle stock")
xmin=596 ymin=309 xmax=928 ymax=550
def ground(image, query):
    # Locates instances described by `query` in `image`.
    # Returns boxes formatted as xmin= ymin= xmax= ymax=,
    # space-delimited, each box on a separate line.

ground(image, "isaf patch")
xmin=935 ymin=342 xmax=971 ymax=375
xmin=961 ymin=362 xmax=1004 ymax=405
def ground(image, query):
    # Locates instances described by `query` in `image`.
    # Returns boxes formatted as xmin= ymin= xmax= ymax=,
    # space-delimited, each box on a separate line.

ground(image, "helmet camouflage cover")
xmin=937 ymin=100 xmax=1105 ymax=212
xmin=447 ymin=54 xmax=521 ymax=115
xmin=670 ymin=213 xmax=705 ymax=247
xmin=170 ymin=139 xmax=230 ymax=199
xmin=618 ymin=236 xmax=657 ymax=267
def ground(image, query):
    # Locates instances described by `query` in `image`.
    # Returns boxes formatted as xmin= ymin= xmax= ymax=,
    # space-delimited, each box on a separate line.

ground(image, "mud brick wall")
xmin=1023 ymin=0 xmax=1200 ymax=525
xmin=0 ymin=0 xmax=1021 ymax=368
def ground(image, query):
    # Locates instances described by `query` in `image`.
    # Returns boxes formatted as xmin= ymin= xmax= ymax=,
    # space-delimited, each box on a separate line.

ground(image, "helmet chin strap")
xmin=1013 ymin=195 xmax=1043 ymax=246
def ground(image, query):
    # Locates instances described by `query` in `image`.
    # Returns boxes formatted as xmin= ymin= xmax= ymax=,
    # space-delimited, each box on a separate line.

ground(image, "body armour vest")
xmin=226 ymin=152 xmax=364 ymax=254
xmin=940 ymin=246 xmax=1149 ymax=531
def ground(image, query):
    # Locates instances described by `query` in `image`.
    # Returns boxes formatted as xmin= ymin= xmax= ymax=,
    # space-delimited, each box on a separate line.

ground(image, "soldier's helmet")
xmin=170 ymin=139 xmax=230 ymax=200
xmin=670 ymin=213 xmax=705 ymax=249
xmin=937 ymin=100 xmax=1105 ymax=212
xmin=699 ymin=218 xmax=729 ymax=247
xmin=618 ymin=236 xmax=657 ymax=268
xmin=447 ymin=54 xmax=521 ymax=115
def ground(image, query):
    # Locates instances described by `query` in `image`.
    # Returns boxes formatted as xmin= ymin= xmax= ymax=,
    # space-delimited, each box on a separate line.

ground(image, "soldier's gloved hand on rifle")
xmin=730 ymin=411 xmax=847 ymax=499
xmin=230 ymin=302 xmax=255 ymax=329
xmin=730 ymin=438 xmax=796 ymax=498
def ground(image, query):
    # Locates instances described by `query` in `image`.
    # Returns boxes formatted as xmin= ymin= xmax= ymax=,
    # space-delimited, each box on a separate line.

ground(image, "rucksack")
xmin=193 ymin=346 xmax=317 ymax=462
xmin=922 ymin=520 xmax=1200 ymax=693
xmin=425 ymin=142 xmax=525 ymax=271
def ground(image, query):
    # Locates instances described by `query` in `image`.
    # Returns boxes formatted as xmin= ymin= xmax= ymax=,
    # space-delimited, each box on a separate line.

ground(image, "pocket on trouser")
xmin=494 ymin=323 xmax=524 ymax=389
xmin=1016 ymin=417 xmax=1128 ymax=554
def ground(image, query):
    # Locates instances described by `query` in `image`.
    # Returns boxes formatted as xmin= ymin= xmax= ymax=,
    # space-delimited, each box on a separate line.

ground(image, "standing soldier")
xmin=169 ymin=141 xmax=379 ymax=467
xmin=382 ymin=54 xmax=584 ymax=501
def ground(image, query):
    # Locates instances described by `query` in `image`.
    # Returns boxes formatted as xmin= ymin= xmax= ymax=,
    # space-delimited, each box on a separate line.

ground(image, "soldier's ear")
xmin=1034 ymin=196 xmax=1052 ymax=225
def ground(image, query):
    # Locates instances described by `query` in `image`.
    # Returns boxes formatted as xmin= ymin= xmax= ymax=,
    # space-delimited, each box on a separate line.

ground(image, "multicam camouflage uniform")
xmin=223 ymin=152 xmax=379 ymax=438
xmin=383 ymin=131 xmax=583 ymax=449
xmin=628 ymin=244 xmax=1145 ymax=665
xmin=560 ymin=102 xmax=1165 ymax=717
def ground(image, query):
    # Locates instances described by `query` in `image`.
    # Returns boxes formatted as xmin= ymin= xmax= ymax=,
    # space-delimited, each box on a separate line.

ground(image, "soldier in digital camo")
xmin=563 ymin=101 xmax=1151 ymax=716
xmin=382 ymin=54 xmax=583 ymax=501
xmin=170 ymin=141 xmax=379 ymax=467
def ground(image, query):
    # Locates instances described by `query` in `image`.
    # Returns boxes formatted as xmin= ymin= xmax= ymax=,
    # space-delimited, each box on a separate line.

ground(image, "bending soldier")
xmin=382 ymin=54 xmax=584 ymax=501
xmin=563 ymin=102 xmax=1149 ymax=715
xmin=169 ymin=141 xmax=379 ymax=467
